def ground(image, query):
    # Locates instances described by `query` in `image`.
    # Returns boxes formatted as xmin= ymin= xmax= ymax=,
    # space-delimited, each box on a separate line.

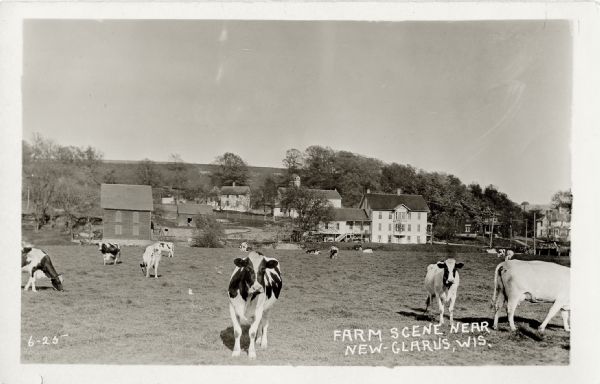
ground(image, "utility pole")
xmin=489 ymin=212 xmax=495 ymax=248
xmin=533 ymin=211 xmax=536 ymax=255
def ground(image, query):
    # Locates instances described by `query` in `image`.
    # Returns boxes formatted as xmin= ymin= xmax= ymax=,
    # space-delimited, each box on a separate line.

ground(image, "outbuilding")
xmin=100 ymin=184 xmax=154 ymax=245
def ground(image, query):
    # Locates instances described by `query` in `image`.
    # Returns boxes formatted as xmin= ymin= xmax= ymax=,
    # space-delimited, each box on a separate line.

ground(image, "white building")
xmin=358 ymin=191 xmax=431 ymax=244
xmin=318 ymin=208 xmax=371 ymax=242
xmin=273 ymin=175 xmax=341 ymax=218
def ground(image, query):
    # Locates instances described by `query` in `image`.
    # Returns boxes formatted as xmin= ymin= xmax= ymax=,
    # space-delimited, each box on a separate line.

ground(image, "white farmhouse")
xmin=359 ymin=191 xmax=431 ymax=244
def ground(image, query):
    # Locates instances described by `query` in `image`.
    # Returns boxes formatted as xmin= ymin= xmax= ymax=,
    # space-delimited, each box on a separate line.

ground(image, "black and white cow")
xmin=424 ymin=258 xmax=464 ymax=324
xmin=98 ymin=242 xmax=121 ymax=266
xmin=21 ymin=246 xmax=64 ymax=292
xmin=305 ymin=249 xmax=320 ymax=255
xmin=329 ymin=246 xmax=339 ymax=259
xmin=239 ymin=242 xmax=251 ymax=252
xmin=154 ymin=241 xmax=174 ymax=258
xmin=228 ymin=251 xmax=282 ymax=359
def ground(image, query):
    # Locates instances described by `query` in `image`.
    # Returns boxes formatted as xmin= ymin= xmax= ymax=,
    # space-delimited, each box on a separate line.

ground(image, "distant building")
xmin=100 ymin=184 xmax=154 ymax=245
xmin=318 ymin=208 xmax=371 ymax=242
xmin=536 ymin=206 xmax=571 ymax=242
xmin=274 ymin=175 xmax=342 ymax=218
xmin=219 ymin=183 xmax=251 ymax=212
xmin=359 ymin=190 xmax=430 ymax=244
xmin=177 ymin=203 xmax=214 ymax=227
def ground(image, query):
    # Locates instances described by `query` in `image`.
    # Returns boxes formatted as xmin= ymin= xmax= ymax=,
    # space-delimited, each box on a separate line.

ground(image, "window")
xmin=132 ymin=225 xmax=139 ymax=236
xmin=400 ymin=224 xmax=405 ymax=232
xmin=418 ymin=212 xmax=421 ymax=220
xmin=378 ymin=212 xmax=382 ymax=220
xmin=132 ymin=212 xmax=139 ymax=223
xmin=115 ymin=224 xmax=122 ymax=235
xmin=378 ymin=223 xmax=382 ymax=231
xmin=408 ymin=224 xmax=412 ymax=232
xmin=226 ymin=200 xmax=229 ymax=207
xmin=348 ymin=222 xmax=353 ymax=230
xmin=389 ymin=212 xmax=393 ymax=219
xmin=388 ymin=235 xmax=392 ymax=243
xmin=388 ymin=223 xmax=392 ymax=232
xmin=407 ymin=236 xmax=411 ymax=242
xmin=378 ymin=235 xmax=381 ymax=243
xmin=115 ymin=211 xmax=122 ymax=222
xmin=417 ymin=224 xmax=421 ymax=232
xmin=417 ymin=236 xmax=421 ymax=244
xmin=325 ymin=223 xmax=329 ymax=229
xmin=336 ymin=223 xmax=340 ymax=230
xmin=407 ymin=212 xmax=411 ymax=220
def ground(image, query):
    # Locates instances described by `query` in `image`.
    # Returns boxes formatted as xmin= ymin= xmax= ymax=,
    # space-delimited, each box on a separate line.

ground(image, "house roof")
xmin=220 ymin=185 xmax=251 ymax=195
xmin=277 ymin=187 xmax=342 ymax=200
xmin=157 ymin=204 xmax=178 ymax=213
xmin=362 ymin=193 xmax=429 ymax=212
xmin=177 ymin=203 xmax=214 ymax=215
xmin=332 ymin=208 xmax=371 ymax=222
xmin=100 ymin=184 xmax=154 ymax=211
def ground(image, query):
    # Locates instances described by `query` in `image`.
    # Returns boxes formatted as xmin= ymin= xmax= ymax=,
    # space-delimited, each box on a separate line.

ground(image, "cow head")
xmin=230 ymin=252 xmax=280 ymax=300
xmin=437 ymin=258 xmax=464 ymax=287
xmin=51 ymin=274 xmax=64 ymax=291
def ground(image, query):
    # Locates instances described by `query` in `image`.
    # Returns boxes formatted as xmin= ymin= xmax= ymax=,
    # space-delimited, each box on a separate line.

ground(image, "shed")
xmin=177 ymin=203 xmax=214 ymax=227
xmin=100 ymin=184 xmax=154 ymax=245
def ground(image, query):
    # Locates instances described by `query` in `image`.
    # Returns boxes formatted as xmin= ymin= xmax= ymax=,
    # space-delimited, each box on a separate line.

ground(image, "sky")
xmin=22 ymin=20 xmax=572 ymax=204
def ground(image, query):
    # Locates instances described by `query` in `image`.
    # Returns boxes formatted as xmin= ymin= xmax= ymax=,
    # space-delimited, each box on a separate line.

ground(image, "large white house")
xmin=358 ymin=191 xmax=431 ymax=244
xmin=273 ymin=175 xmax=341 ymax=218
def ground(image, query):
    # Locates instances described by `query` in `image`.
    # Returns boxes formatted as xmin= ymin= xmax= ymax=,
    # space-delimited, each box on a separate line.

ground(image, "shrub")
xmin=191 ymin=216 xmax=225 ymax=248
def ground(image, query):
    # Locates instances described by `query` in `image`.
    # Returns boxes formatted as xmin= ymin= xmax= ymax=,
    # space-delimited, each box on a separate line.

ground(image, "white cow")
xmin=228 ymin=251 xmax=282 ymax=359
xmin=424 ymin=258 xmax=464 ymax=324
xmin=492 ymin=259 xmax=570 ymax=332
xmin=154 ymin=241 xmax=174 ymax=258
xmin=140 ymin=244 xmax=162 ymax=279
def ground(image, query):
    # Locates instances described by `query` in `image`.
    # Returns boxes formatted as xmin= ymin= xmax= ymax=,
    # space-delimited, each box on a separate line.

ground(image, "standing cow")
xmin=492 ymin=259 xmax=570 ymax=332
xmin=329 ymin=246 xmax=339 ymax=259
xmin=228 ymin=251 xmax=282 ymax=359
xmin=21 ymin=246 xmax=64 ymax=292
xmin=424 ymin=258 xmax=464 ymax=324
xmin=99 ymin=242 xmax=121 ymax=265
xmin=140 ymin=244 xmax=162 ymax=279
xmin=154 ymin=241 xmax=175 ymax=258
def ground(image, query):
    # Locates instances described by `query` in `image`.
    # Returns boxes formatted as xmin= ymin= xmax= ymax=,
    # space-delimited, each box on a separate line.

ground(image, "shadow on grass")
xmin=20 ymin=286 xmax=56 ymax=291
xmin=220 ymin=326 xmax=251 ymax=353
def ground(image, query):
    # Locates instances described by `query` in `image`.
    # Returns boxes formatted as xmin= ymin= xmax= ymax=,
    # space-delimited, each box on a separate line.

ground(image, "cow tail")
xmin=491 ymin=263 xmax=504 ymax=308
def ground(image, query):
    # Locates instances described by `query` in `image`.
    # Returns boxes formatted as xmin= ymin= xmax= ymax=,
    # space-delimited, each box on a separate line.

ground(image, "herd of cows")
xmin=21 ymin=240 xmax=570 ymax=359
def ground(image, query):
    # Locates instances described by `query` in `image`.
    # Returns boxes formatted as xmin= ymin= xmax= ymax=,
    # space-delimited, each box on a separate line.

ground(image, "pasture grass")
xmin=21 ymin=246 xmax=570 ymax=365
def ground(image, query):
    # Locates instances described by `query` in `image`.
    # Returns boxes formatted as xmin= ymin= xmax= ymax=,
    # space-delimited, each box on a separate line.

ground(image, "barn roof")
xmin=277 ymin=187 xmax=342 ymax=200
xmin=100 ymin=184 xmax=153 ymax=211
xmin=362 ymin=193 xmax=429 ymax=212
xmin=220 ymin=185 xmax=251 ymax=195
xmin=332 ymin=208 xmax=371 ymax=222
xmin=178 ymin=203 xmax=214 ymax=215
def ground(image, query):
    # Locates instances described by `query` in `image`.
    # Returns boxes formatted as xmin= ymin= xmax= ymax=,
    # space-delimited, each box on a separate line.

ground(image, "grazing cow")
xmin=239 ymin=242 xmax=250 ymax=252
xmin=228 ymin=251 xmax=282 ymax=359
xmin=21 ymin=247 xmax=64 ymax=292
xmin=98 ymin=242 xmax=121 ymax=266
xmin=362 ymin=248 xmax=374 ymax=254
xmin=492 ymin=260 xmax=570 ymax=332
xmin=329 ymin=246 xmax=339 ymax=259
xmin=154 ymin=241 xmax=175 ymax=258
xmin=140 ymin=244 xmax=162 ymax=279
xmin=424 ymin=258 xmax=464 ymax=324
xmin=352 ymin=244 xmax=363 ymax=251
xmin=305 ymin=249 xmax=320 ymax=255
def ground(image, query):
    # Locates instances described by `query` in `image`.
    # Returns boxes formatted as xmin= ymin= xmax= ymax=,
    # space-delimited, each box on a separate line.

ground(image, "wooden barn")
xmin=100 ymin=184 xmax=154 ymax=245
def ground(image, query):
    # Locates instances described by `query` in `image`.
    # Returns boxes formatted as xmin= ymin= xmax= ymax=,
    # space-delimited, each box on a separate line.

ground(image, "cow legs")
xmin=507 ymin=295 xmax=524 ymax=331
xmin=492 ymin=292 xmax=506 ymax=330
xmin=436 ymin=296 xmax=445 ymax=325
xmin=561 ymin=309 xmax=571 ymax=332
xmin=248 ymin=309 xmax=264 ymax=359
xmin=257 ymin=310 xmax=270 ymax=349
xmin=154 ymin=260 xmax=159 ymax=279
xmin=229 ymin=303 xmax=242 ymax=357
xmin=538 ymin=300 xmax=564 ymax=332
xmin=24 ymin=276 xmax=34 ymax=291
xmin=448 ymin=295 xmax=457 ymax=324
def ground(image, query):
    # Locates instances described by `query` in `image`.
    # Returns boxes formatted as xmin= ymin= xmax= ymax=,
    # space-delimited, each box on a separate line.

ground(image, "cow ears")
xmin=437 ymin=262 xmax=445 ymax=269
xmin=265 ymin=259 xmax=279 ymax=269
xmin=22 ymin=247 xmax=32 ymax=254
xmin=234 ymin=258 xmax=248 ymax=268
xmin=456 ymin=262 xmax=464 ymax=269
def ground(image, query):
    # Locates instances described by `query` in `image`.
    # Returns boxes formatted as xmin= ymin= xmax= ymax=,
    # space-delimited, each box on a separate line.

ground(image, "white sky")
xmin=22 ymin=20 xmax=572 ymax=204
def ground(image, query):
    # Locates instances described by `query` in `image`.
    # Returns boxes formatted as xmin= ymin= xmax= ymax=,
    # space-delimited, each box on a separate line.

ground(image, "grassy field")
xmin=21 ymin=245 xmax=570 ymax=365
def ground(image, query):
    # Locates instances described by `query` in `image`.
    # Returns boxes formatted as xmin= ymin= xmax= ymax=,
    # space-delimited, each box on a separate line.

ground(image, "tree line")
xmin=22 ymin=134 xmax=569 ymax=240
